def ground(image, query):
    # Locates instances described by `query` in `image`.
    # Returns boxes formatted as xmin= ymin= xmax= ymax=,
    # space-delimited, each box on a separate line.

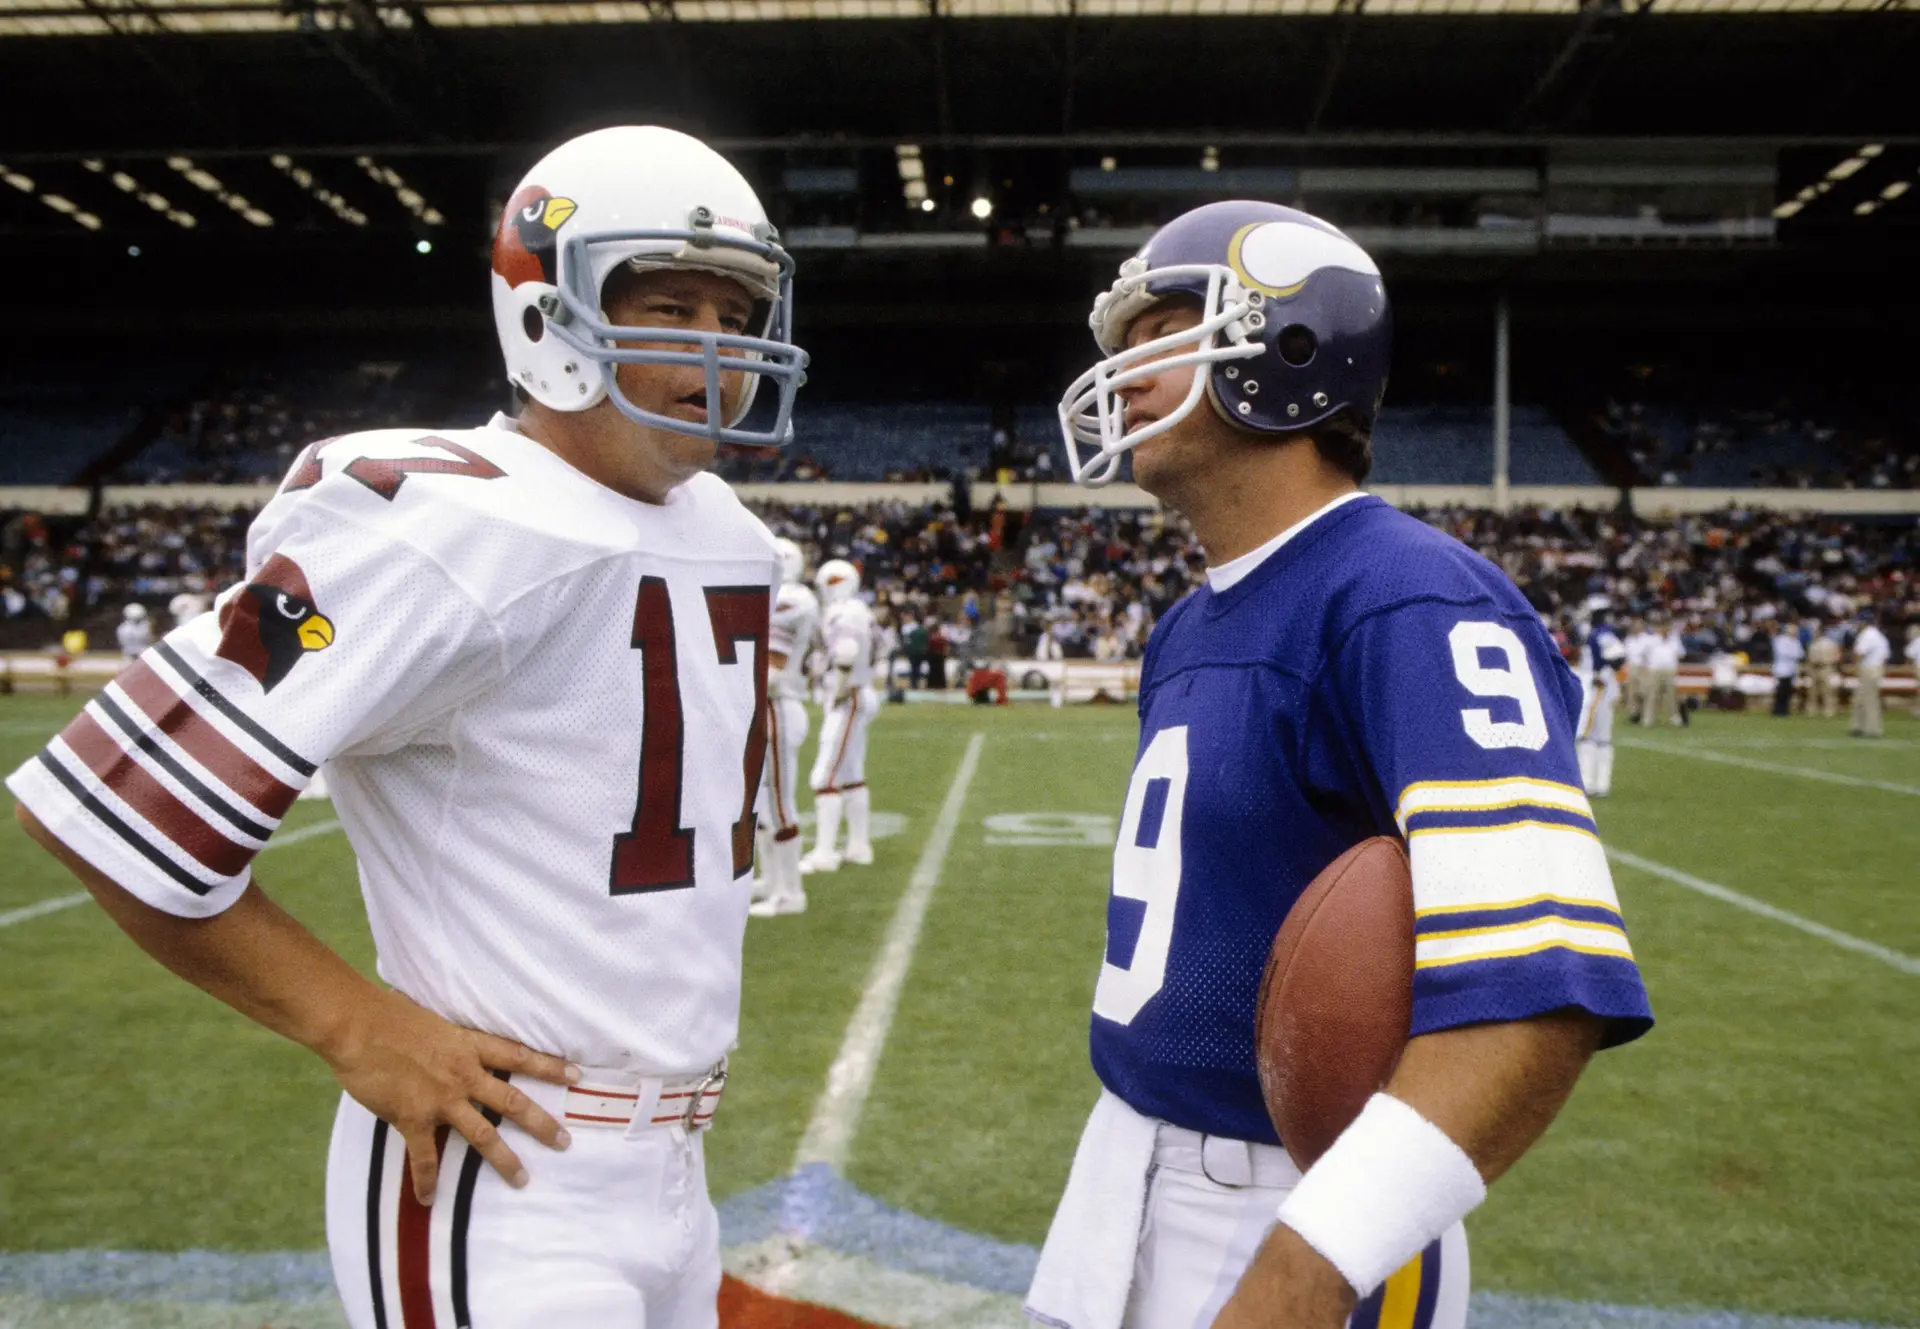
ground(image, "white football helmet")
xmin=490 ymin=125 xmax=808 ymax=446
xmin=816 ymin=559 xmax=860 ymax=607
xmin=773 ymin=537 xmax=806 ymax=585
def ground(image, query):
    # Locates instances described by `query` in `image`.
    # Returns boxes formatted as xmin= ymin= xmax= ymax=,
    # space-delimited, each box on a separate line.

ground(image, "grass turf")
xmin=1 ymin=693 xmax=1916 ymax=1324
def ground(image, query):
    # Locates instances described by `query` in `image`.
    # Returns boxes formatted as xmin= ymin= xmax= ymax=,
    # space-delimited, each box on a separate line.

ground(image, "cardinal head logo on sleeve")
xmin=215 ymin=554 xmax=335 ymax=692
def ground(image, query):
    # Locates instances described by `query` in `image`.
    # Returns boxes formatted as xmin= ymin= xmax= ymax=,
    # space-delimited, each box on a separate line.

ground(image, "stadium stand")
xmin=0 ymin=356 xmax=209 ymax=485
xmin=1585 ymin=376 xmax=1920 ymax=491
xmin=6 ymin=495 xmax=1910 ymax=678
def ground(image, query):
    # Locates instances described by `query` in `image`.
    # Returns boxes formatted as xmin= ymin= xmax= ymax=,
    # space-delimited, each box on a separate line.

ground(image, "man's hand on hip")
xmin=15 ymin=802 xmax=581 ymax=1208
xmin=322 ymin=987 xmax=578 ymax=1204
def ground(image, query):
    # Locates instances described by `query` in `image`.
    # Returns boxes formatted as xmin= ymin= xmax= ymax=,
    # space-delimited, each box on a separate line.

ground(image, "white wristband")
xmin=1275 ymin=1093 xmax=1487 ymax=1296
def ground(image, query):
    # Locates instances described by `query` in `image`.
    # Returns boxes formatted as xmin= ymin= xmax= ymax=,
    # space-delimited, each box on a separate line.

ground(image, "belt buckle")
xmin=682 ymin=1060 xmax=727 ymax=1132
xmin=1201 ymin=1134 xmax=1254 ymax=1188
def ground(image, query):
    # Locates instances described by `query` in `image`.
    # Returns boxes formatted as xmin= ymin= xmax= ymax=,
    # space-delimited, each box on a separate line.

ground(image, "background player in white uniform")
xmin=1577 ymin=610 xmax=1628 ymax=797
xmin=751 ymin=537 xmax=819 ymax=916
xmin=802 ymin=558 xmax=879 ymax=874
xmin=115 ymin=603 xmax=154 ymax=659
xmin=169 ymin=590 xmax=212 ymax=629
xmin=10 ymin=125 xmax=807 ymax=1329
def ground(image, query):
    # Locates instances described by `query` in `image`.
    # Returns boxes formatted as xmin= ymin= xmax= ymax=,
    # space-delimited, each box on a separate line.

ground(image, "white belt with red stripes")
xmin=562 ymin=1059 xmax=728 ymax=1133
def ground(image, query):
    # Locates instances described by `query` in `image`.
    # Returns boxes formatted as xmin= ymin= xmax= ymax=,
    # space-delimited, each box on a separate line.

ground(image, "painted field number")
xmin=983 ymin=812 xmax=1117 ymax=847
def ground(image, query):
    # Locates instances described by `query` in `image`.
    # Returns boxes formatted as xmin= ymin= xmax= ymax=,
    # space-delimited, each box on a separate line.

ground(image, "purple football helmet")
xmin=1059 ymin=201 xmax=1392 ymax=487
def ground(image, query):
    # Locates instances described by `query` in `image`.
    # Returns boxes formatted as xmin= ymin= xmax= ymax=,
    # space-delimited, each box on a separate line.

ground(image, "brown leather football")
xmin=1254 ymin=835 xmax=1415 ymax=1172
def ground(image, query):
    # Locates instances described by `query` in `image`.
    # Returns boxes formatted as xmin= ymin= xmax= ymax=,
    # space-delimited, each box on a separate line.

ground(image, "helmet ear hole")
xmin=1278 ymin=324 xmax=1317 ymax=367
xmin=522 ymin=305 xmax=545 ymax=343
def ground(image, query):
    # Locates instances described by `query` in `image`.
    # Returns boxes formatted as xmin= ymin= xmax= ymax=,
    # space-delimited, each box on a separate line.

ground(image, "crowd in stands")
xmin=5 ymin=494 xmax=1913 ymax=682
xmin=117 ymin=359 xmax=499 ymax=485
xmin=1420 ymin=505 xmax=1917 ymax=662
xmin=1597 ymin=393 xmax=1920 ymax=491
xmin=1 ymin=505 xmax=247 ymax=627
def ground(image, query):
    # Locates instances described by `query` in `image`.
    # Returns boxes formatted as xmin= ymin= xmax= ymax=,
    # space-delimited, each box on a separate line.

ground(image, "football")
xmin=1254 ymin=835 xmax=1416 ymax=1172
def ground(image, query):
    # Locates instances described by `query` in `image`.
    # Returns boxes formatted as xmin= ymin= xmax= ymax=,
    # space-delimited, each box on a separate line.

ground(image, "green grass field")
xmin=1 ymin=694 xmax=1916 ymax=1325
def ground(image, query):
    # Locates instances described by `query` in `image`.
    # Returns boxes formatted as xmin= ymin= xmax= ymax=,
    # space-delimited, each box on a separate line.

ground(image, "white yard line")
xmin=0 ymin=818 xmax=342 ymax=932
xmin=1605 ymin=847 xmax=1920 ymax=976
xmin=794 ymin=733 xmax=986 ymax=1173
xmin=263 ymin=816 xmax=344 ymax=849
xmin=0 ymin=893 xmax=89 ymax=929
xmin=1617 ymin=738 xmax=1920 ymax=798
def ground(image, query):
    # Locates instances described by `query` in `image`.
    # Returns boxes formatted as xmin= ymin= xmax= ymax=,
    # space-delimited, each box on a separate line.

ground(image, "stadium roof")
xmin=0 ymin=0 xmax=1904 ymax=37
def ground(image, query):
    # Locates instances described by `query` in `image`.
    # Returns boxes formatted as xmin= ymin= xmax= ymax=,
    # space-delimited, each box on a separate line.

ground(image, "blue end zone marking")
xmin=1134 ymin=777 xmax=1171 ymax=848
xmin=717 ymin=1163 xmax=1039 ymax=1297
xmin=0 ymin=1194 xmax=1887 ymax=1329
xmin=0 ymin=1249 xmax=336 ymax=1303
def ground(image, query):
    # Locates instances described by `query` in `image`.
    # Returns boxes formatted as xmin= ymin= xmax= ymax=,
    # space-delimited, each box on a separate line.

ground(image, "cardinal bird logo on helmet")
xmin=214 ymin=555 xmax=335 ymax=693
xmin=492 ymin=185 xmax=578 ymax=290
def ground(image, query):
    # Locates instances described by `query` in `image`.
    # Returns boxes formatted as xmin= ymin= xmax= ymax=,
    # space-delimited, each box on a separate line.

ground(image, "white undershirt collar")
xmin=1205 ymin=490 xmax=1371 ymax=593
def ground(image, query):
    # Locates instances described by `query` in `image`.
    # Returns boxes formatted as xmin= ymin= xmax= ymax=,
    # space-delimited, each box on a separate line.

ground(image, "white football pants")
xmin=1577 ymin=673 xmax=1619 ymax=797
xmin=755 ymin=696 xmax=810 ymax=900
xmin=1125 ymin=1147 xmax=1468 ymax=1329
xmin=1036 ymin=1095 xmax=1468 ymax=1329
xmin=810 ymin=686 xmax=878 ymax=857
xmin=325 ymin=1083 xmax=720 ymax=1329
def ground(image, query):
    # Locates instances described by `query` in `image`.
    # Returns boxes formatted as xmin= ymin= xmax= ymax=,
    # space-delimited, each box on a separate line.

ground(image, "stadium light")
xmin=1882 ymin=180 xmax=1910 ymax=202
xmin=1 ymin=163 xmax=106 ymax=231
xmin=1853 ymin=200 xmax=1878 ymax=217
xmin=1201 ymin=145 xmax=1220 ymax=173
xmin=896 ymin=144 xmax=928 ymax=210
xmin=1100 ymin=156 xmax=1117 ymax=172
xmin=271 ymin=155 xmax=368 ymax=226
xmin=127 ymin=245 xmax=140 ymax=257
xmin=416 ymin=238 xmax=433 ymax=254
xmin=971 ymin=196 xmax=993 ymax=220
xmin=356 ymin=155 xmax=444 ymax=226
xmin=1772 ymin=199 xmax=1804 ymax=219
xmin=168 ymin=156 xmax=273 ymax=227
xmin=89 ymin=162 xmax=196 ymax=227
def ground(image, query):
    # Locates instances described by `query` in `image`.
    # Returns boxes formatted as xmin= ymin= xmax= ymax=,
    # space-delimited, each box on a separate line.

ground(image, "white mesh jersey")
xmin=8 ymin=416 xmax=779 ymax=1075
xmin=821 ymin=599 xmax=877 ymax=689
xmin=767 ymin=583 xmax=820 ymax=702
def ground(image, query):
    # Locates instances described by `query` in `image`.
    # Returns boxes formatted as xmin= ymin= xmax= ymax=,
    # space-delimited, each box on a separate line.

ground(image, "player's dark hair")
xmin=1305 ymin=408 xmax=1373 ymax=484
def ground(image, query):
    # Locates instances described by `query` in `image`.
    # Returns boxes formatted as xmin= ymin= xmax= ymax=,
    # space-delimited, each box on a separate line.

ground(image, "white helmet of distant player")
xmin=490 ymin=125 xmax=808 ymax=446
xmin=773 ymin=537 xmax=806 ymax=585
xmin=816 ymin=559 xmax=861 ymax=607
xmin=123 ymin=603 xmax=147 ymax=622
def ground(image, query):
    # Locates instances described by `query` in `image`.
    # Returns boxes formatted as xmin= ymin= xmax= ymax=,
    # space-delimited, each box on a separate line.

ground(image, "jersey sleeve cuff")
xmin=7 ymin=759 xmax=252 ymax=921
xmin=1412 ymin=957 xmax=1654 ymax=1049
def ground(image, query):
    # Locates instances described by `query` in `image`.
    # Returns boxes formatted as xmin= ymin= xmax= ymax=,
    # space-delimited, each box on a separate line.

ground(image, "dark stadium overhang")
xmin=0 ymin=4 xmax=1915 ymax=319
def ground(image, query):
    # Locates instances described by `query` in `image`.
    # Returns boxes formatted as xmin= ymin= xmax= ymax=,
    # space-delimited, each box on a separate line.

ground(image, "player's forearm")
xmin=1215 ymin=1012 xmax=1604 ymax=1329
xmin=1386 ymin=1008 xmax=1604 ymax=1182
xmin=16 ymin=802 xmax=378 ymax=1063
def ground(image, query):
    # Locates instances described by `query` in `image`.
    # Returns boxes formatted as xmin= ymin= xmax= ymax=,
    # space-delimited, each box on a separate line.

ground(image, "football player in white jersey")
xmin=801 ymin=559 xmax=879 ymax=873
xmin=750 ymin=536 xmax=819 ymax=916
xmin=10 ymin=125 xmax=807 ymax=1329
xmin=115 ymin=603 xmax=154 ymax=659
xmin=1576 ymin=607 xmax=1628 ymax=797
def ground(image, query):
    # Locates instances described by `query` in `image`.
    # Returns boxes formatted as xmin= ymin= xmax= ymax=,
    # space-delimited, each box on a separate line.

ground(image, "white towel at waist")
xmin=1024 ymin=1087 xmax=1161 ymax=1329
